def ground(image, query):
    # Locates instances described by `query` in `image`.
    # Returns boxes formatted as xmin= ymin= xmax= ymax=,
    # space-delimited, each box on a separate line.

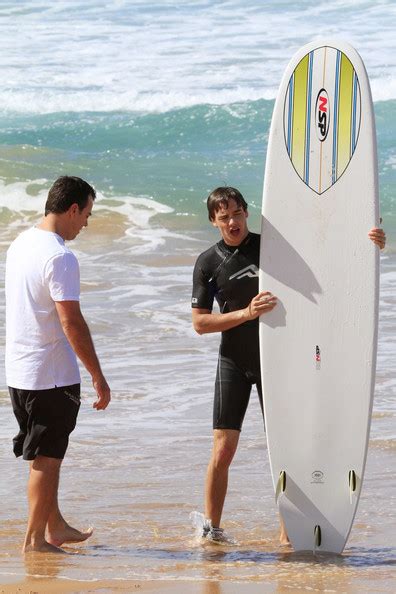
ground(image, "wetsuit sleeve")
xmin=191 ymin=254 xmax=215 ymax=310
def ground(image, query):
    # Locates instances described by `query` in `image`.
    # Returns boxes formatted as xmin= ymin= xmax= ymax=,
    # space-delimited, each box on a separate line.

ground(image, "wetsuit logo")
xmin=229 ymin=265 xmax=259 ymax=280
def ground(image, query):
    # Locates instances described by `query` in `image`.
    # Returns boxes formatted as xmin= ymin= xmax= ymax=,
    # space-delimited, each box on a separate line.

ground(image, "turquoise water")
xmin=0 ymin=99 xmax=395 ymax=242
xmin=0 ymin=0 xmax=395 ymax=239
xmin=0 ymin=102 xmax=271 ymax=219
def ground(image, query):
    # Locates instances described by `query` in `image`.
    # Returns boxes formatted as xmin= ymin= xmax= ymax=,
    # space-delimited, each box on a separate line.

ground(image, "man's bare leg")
xmin=205 ymin=430 xmax=290 ymax=544
xmin=279 ymin=514 xmax=290 ymax=546
xmin=205 ymin=429 xmax=240 ymax=528
xmin=23 ymin=456 xmax=64 ymax=553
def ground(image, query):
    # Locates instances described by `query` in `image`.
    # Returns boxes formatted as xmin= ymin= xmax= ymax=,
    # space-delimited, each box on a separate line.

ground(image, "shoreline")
xmin=0 ymin=577 xmax=276 ymax=594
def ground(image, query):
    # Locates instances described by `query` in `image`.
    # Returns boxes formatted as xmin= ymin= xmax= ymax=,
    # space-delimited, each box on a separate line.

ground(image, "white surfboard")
xmin=259 ymin=39 xmax=379 ymax=554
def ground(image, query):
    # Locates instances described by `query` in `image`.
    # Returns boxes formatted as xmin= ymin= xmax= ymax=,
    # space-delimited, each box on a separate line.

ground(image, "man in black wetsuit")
xmin=191 ymin=186 xmax=386 ymax=544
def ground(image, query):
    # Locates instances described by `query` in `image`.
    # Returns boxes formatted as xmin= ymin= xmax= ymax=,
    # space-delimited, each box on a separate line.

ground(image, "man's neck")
xmin=37 ymin=214 xmax=66 ymax=239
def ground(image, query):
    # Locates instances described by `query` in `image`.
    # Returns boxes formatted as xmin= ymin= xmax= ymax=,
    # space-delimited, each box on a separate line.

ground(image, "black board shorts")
xmin=213 ymin=356 xmax=263 ymax=431
xmin=9 ymin=384 xmax=81 ymax=460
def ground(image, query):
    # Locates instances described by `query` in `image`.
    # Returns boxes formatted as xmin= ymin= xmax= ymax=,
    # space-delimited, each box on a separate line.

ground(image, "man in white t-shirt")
xmin=5 ymin=176 xmax=111 ymax=553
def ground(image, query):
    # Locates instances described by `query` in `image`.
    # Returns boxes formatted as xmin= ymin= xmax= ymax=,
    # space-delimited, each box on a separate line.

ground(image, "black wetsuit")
xmin=192 ymin=232 xmax=263 ymax=431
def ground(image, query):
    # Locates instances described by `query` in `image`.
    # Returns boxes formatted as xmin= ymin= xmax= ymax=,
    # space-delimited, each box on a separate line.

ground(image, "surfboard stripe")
xmin=304 ymin=51 xmax=314 ymax=185
xmin=332 ymin=50 xmax=341 ymax=184
xmin=286 ymin=74 xmax=294 ymax=156
xmin=318 ymin=47 xmax=328 ymax=195
xmin=351 ymin=72 xmax=359 ymax=153
xmin=337 ymin=53 xmax=354 ymax=179
xmin=291 ymin=54 xmax=309 ymax=179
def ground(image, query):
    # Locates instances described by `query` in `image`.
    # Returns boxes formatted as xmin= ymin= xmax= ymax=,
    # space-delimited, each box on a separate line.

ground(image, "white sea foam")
xmin=0 ymin=178 xmax=170 ymax=219
xmin=0 ymin=178 xmax=183 ymax=254
xmin=0 ymin=0 xmax=394 ymax=113
xmin=0 ymin=180 xmax=49 ymax=213
xmin=385 ymin=155 xmax=396 ymax=170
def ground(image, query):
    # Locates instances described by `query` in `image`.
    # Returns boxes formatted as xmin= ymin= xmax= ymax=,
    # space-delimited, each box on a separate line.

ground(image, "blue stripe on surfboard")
xmin=351 ymin=72 xmax=358 ymax=154
xmin=332 ymin=50 xmax=341 ymax=184
xmin=304 ymin=51 xmax=314 ymax=185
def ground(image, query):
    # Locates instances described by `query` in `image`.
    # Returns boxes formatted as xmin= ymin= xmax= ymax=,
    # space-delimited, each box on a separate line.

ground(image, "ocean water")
xmin=0 ymin=0 xmax=395 ymax=591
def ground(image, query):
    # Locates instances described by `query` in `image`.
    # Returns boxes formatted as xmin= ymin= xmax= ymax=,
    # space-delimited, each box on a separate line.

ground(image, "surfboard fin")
xmin=313 ymin=525 xmax=321 ymax=552
xmin=349 ymin=470 xmax=357 ymax=504
xmin=275 ymin=470 xmax=286 ymax=503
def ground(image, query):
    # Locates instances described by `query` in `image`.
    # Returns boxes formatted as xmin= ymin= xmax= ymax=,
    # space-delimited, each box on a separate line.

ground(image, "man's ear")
xmin=69 ymin=203 xmax=79 ymax=215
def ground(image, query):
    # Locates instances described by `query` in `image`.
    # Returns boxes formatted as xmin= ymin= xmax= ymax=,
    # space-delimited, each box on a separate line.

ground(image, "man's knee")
xmin=212 ymin=446 xmax=236 ymax=469
xmin=211 ymin=433 xmax=239 ymax=470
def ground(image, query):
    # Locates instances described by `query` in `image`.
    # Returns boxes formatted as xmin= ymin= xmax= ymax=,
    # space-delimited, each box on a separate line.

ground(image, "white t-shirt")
xmin=5 ymin=227 xmax=81 ymax=390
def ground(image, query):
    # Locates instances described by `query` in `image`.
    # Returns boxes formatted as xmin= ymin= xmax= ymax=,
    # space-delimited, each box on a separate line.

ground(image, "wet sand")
xmin=1 ymin=577 xmax=276 ymax=594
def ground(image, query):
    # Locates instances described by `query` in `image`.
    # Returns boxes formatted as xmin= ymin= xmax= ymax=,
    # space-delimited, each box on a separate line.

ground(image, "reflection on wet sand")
xmin=24 ymin=549 xmax=66 ymax=579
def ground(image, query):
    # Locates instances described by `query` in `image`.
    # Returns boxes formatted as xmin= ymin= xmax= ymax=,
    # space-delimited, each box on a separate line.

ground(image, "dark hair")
xmin=45 ymin=176 xmax=96 ymax=215
xmin=206 ymin=187 xmax=248 ymax=221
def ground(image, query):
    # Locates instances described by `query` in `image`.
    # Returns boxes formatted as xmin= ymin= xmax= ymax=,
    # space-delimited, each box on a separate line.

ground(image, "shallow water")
xmin=0 ymin=218 xmax=394 ymax=591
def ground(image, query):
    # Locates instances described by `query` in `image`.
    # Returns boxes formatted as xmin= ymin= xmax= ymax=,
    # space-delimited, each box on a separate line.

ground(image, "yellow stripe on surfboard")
xmin=337 ymin=53 xmax=354 ymax=179
xmin=291 ymin=54 xmax=309 ymax=179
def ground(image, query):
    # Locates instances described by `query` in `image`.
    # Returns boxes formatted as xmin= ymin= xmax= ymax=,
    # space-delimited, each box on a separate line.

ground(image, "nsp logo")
xmin=315 ymin=88 xmax=330 ymax=142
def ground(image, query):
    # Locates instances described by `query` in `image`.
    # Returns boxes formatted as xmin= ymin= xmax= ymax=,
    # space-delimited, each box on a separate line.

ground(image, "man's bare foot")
xmin=46 ymin=523 xmax=93 ymax=547
xmin=23 ymin=540 xmax=66 ymax=554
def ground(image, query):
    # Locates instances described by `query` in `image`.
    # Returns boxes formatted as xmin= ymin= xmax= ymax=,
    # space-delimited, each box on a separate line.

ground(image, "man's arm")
xmin=55 ymin=300 xmax=111 ymax=410
xmin=192 ymin=291 xmax=277 ymax=335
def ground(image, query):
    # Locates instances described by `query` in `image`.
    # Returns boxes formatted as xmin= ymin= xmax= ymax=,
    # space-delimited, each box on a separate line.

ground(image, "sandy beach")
xmin=1 ymin=577 xmax=282 ymax=594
